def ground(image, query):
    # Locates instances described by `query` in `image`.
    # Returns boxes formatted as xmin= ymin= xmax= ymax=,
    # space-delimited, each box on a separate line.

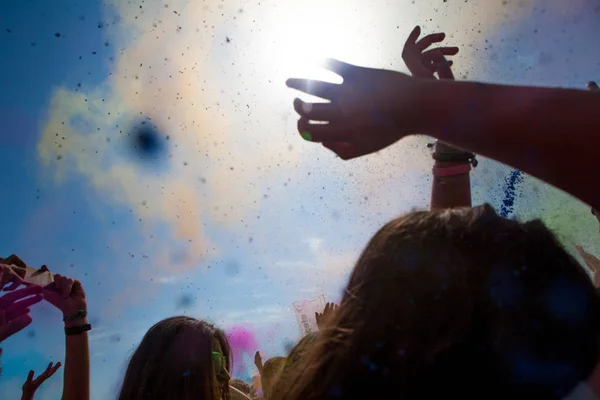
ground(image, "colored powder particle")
xmin=499 ymin=169 xmax=524 ymax=218
xmin=226 ymin=325 xmax=259 ymax=378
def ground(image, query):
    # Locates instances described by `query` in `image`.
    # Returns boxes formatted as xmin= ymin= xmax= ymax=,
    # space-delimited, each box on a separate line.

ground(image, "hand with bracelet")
xmin=401 ymin=26 xmax=474 ymax=209
xmin=42 ymin=271 xmax=90 ymax=400
xmin=43 ymin=273 xmax=89 ymax=333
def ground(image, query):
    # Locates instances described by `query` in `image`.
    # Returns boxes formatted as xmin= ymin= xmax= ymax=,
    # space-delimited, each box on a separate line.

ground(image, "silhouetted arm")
xmin=419 ymin=80 xmax=600 ymax=210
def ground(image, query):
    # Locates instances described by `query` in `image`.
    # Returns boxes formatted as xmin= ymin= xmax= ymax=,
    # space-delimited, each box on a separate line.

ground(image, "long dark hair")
xmin=273 ymin=205 xmax=600 ymax=400
xmin=118 ymin=316 xmax=232 ymax=400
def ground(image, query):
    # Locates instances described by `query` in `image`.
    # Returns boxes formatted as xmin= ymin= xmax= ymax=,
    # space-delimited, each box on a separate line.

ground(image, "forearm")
xmin=63 ymin=318 xmax=90 ymax=400
xmin=420 ymin=79 xmax=600 ymax=209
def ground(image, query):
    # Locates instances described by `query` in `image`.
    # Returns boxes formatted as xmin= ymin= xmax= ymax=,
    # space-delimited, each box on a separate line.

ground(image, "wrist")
xmin=64 ymin=317 xmax=88 ymax=328
xmin=413 ymin=78 xmax=448 ymax=134
xmin=62 ymin=305 xmax=87 ymax=319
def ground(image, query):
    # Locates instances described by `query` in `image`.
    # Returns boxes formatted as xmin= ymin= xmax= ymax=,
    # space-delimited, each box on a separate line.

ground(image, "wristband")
xmin=433 ymin=152 xmax=478 ymax=167
xmin=63 ymin=310 xmax=87 ymax=322
xmin=65 ymin=324 xmax=92 ymax=336
xmin=433 ymin=164 xmax=471 ymax=177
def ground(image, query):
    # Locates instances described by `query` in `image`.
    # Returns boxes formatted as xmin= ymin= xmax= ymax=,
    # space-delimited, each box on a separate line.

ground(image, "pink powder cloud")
xmin=226 ymin=325 xmax=259 ymax=378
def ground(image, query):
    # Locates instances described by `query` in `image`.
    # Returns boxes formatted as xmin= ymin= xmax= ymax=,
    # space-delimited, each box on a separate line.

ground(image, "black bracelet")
xmin=433 ymin=152 xmax=479 ymax=167
xmin=65 ymin=324 xmax=92 ymax=336
xmin=63 ymin=310 xmax=87 ymax=322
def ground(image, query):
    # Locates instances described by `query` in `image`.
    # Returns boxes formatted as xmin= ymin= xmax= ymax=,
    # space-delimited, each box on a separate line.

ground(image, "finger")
xmin=422 ymin=46 xmax=459 ymax=58
xmin=0 ymin=285 xmax=43 ymax=308
xmin=322 ymin=142 xmax=367 ymax=160
xmin=6 ymin=306 xmax=31 ymax=324
xmin=60 ymin=277 xmax=73 ymax=298
xmin=405 ymin=26 xmax=421 ymax=46
xmin=8 ymin=293 xmax=41 ymax=312
xmin=297 ymin=119 xmax=348 ymax=143
xmin=415 ymin=32 xmax=446 ymax=52
xmin=293 ymin=99 xmax=340 ymax=121
xmin=26 ymin=369 xmax=35 ymax=384
xmin=588 ymin=81 xmax=599 ymax=92
xmin=50 ymin=362 xmax=62 ymax=375
xmin=323 ymin=58 xmax=354 ymax=78
xmin=403 ymin=52 xmax=435 ymax=78
xmin=428 ymin=53 xmax=455 ymax=80
xmin=0 ymin=314 xmax=32 ymax=342
xmin=4 ymin=281 xmax=24 ymax=291
xmin=421 ymin=47 xmax=459 ymax=68
xmin=6 ymin=296 xmax=41 ymax=320
xmin=45 ymin=361 xmax=54 ymax=373
xmin=34 ymin=363 xmax=53 ymax=383
xmin=41 ymin=288 xmax=63 ymax=308
xmin=71 ymin=280 xmax=85 ymax=298
xmin=286 ymin=79 xmax=340 ymax=100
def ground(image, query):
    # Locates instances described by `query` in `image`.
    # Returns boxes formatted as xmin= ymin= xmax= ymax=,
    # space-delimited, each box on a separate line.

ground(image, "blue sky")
xmin=1 ymin=0 xmax=600 ymax=398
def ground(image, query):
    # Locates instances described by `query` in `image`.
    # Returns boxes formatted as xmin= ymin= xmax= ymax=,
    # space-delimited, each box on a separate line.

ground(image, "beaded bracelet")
xmin=63 ymin=310 xmax=87 ymax=322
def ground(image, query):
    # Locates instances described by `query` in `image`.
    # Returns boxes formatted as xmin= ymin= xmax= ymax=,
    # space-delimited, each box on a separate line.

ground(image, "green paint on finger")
xmin=301 ymin=131 xmax=312 ymax=141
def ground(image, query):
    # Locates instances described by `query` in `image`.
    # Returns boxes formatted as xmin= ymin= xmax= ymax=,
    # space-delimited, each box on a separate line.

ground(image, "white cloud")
xmin=272 ymin=236 xmax=356 ymax=281
xmin=218 ymin=305 xmax=290 ymax=327
xmin=305 ymin=237 xmax=324 ymax=253
xmin=153 ymin=276 xmax=178 ymax=284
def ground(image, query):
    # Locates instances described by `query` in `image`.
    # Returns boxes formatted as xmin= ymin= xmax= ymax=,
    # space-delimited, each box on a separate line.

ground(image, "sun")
xmin=258 ymin=1 xmax=359 ymax=86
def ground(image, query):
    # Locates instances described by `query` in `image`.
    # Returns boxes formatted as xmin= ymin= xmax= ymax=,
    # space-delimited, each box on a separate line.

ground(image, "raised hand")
xmin=315 ymin=302 xmax=339 ymax=330
xmin=0 ymin=285 xmax=43 ymax=342
xmin=402 ymin=26 xmax=458 ymax=80
xmin=254 ymin=351 xmax=264 ymax=375
xmin=43 ymin=273 xmax=87 ymax=321
xmin=287 ymin=59 xmax=422 ymax=160
xmin=21 ymin=362 xmax=62 ymax=400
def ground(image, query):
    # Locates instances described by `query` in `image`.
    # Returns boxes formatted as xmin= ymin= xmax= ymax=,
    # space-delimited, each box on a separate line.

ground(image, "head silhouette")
xmin=118 ymin=316 xmax=232 ymax=400
xmin=274 ymin=205 xmax=600 ymax=400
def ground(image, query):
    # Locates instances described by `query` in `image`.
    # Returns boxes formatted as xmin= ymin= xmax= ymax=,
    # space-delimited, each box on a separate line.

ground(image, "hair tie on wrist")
xmin=65 ymin=323 xmax=92 ymax=336
xmin=63 ymin=310 xmax=87 ymax=322
xmin=433 ymin=164 xmax=471 ymax=177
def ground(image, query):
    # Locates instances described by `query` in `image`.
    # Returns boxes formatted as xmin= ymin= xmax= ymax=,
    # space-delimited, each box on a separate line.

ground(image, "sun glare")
xmin=260 ymin=1 xmax=359 ymax=87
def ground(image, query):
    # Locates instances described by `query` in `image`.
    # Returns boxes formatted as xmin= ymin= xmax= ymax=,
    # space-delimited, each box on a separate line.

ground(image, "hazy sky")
xmin=1 ymin=0 xmax=600 ymax=398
